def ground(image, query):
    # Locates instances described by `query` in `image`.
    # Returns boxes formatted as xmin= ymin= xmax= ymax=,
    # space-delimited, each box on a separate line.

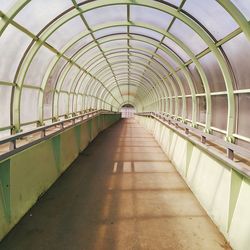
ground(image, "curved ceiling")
xmin=0 ymin=0 xmax=250 ymax=147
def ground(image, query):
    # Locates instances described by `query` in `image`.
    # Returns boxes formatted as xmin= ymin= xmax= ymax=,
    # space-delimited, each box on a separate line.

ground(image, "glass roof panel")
xmin=83 ymin=54 xmax=104 ymax=69
xmin=58 ymin=92 xmax=68 ymax=116
xmin=0 ymin=24 xmax=31 ymax=82
xmin=199 ymin=52 xmax=226 ymax=92
xmin=106 ymin=53 xmax=128 ymax=60
xmin=48 ymin=57 xmax=68 ymax=89
xmin=176 ymin=71 xmax=190 ymax=95
xmin=87 ymin=58 xmax=108 ymax=71
xmin=74 ymin=74 xmax=84 ymax=93
xmin=14 ymin=0 xmax=73 ymax=34
xmin=94 ymin=27 xmax=127 ymax=39
xmin=231 ymin=0 xmax=250 ymax=20
xmin=130 ymin=40 xmax=156 ymax=52
xmin=61 ymin=65 xmax=80 ymax=91
xmin=130 ymin=27 xmax=164 ymax=41
xmin=163 ymin=37 xmax=190 ymax=62
xmin=222 ymin=33 xmax=250 ymax=90
xmin=156 ymin=49 xmax=179 ymax=70
xmin=25 ymin=46 xmax=55 ymax=86
xmin=64 ymin=35 xmax=93 ymax=57
xmin=130 ymin=5 xmax=173 ymax=30
xmin=46 ymin=16 xmax=85 ymax=50
xmin=169 ymin=19 xmax=207 ymax=55
xmin=43 ymin=91 xmax=53 ymax=119
xmin=83 ymin=5 xmax=127 ymax=28
xmin=183 ymin=0 xmax=238 ymax=40
xmin=20 ymin=88 xmax=39 ymax=123
xmin=188 ymin=63 xmax=205 ymax=94
xmin=0 ymin=85 xmax=12 ymax=127
xmin=0 ymin=0 xmax=16 ymax=12
xmin=100 ymin=40 xmax=127 ymax=51
xmin=109 ymin=57 xmax=128 ymax=64
xmin=76 ymin=95 xmax=83 ymax=111
xmin=75 ymin=46 xmax=100 ymax=65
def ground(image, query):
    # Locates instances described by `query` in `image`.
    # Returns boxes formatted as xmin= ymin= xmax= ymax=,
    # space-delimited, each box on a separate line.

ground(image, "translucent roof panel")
xmin=46 ymin=16 xmax=86 ymax=50
xmin=0 ymin=85 xmax=12 ymax=127
xmin=83 ymin=5 xmax=127 ymax=28
xmin=43 ymin=91 xmax=53 ymax=119
xmin=61 ymin=65 xmax=80 ymax=92
xmin=0 ymin=0 xmax=16 ymax=12
xmin=183 ymin=0 xmax=238 ymax=40
xmin=76 ymin=95 xmax=83 ymax=112
xmin=222 ymin=33 xmax=250 ymax=90
xmin=75 ymin=46 xmax=100 ymax=65
xmin=196 ymin=96 xmax=206 ymax=123
xmin=130 ymin=6 xmax=173 ymax=30
xmin=0 ymin=25 xmax=31 ymax=82
xmin=94 ymin=27 xmax=127 ymax=39
xmin=100 ymin=40 xmax=128 ymax=51
xmin=130 ymin=27 xmax=164 ymax=41
xmin=48 ymin=58 xmax=68 ymax=89
xmin=14 ymin=0 xmax=73 ymax=34
xmin=169 ymin=19 xmax=208 ymax=55
xmin=20 ymin=88 xmax=39 ymax=123
xmin=25 ymin=46 xmax=55 ymax=86
xmin=188 ymin=63 xmax=205 ymax=94
xmin=176 ymin=71 xmax=190 ymax=95
xmin=156 ymin=49 xmax=179 ymax=70
xmin=64 ymin=35 xmax=93 ymax=57
xmin=130 ymin=40 xmax=156 ymax=52
xmin=231 ymin=0 xmax=250 ymax=20
xmin=163 ymin=37 xmax=190 ymax=62
xmin=237 ymin=94 xmax=250 ymax=138
xmin=68 ymin=94 xmax=74 ymax=113
xmin=199 ymin=52 xmax=226 ymax=92
xmin=211 ymin=95 xmax=228 ymax=131
xmin=58 ymin=92 xmax=69 ymax=116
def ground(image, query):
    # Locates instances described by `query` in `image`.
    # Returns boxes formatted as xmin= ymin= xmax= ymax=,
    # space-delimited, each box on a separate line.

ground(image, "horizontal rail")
xmin=136 ymin=112 xmax=250 ymax=178
xmin=0 ymin=109 xmax=120 ymax=162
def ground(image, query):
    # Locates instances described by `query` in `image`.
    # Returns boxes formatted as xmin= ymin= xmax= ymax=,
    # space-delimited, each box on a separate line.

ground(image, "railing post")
xmin=40 ymin=129 xmax=46 ymax=138
xmin=201 ymin=135 xmax=206 ymax=144
xmin=227 ymin=148 xmax=234 ymax=160
xmin=9 ymin=140 xmax=16 ymax=151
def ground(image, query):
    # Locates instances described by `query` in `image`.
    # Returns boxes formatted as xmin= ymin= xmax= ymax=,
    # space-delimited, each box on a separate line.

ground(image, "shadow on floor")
xmin=0 ymin=119 xmax=230 ymax=250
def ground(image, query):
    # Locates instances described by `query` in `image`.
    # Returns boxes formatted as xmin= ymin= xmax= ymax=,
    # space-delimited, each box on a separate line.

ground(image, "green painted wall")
xmin=136 ymin=116 xmax=250 ymax=250
xmin=0 ymin=114 xmax=120 ymax=241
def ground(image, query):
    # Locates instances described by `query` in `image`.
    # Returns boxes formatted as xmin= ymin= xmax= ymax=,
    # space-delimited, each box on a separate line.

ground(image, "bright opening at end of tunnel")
xmin=120 ymin=104 xmax=135 ymax=118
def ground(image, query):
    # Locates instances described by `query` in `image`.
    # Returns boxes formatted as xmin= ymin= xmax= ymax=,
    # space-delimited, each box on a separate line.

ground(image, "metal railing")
xmin=0 ymin=109 xmax=119 ymax=162
xmin=136 ymin=111 xmax=250 ymax=178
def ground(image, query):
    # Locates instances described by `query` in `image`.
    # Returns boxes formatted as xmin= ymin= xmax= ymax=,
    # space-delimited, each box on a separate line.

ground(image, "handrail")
xmin=136 ymin=111 xmax=250 ymax=178
xmin=0 ymin=109 xmax=119 ymax=162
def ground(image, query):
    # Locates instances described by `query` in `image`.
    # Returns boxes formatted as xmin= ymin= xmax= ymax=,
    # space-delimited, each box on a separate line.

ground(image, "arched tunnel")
xmin=0 ymin=1 xmax=250 ymax=249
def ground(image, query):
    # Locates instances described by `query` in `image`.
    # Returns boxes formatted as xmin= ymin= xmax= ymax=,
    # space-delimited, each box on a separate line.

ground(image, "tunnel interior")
xmin=0 ymin=0 xmax=249 ymax=148
xmin=0 ymin=1 xmax=250 ymax=249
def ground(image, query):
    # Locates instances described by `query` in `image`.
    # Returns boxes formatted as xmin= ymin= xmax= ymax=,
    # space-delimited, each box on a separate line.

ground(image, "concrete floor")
xmin=0 ymin=119 xmax=231 ymax=250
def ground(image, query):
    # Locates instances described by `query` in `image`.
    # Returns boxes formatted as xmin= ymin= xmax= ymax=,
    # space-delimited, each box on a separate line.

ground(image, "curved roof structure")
xmin=0 ymin=0 xmax=250 ymax=148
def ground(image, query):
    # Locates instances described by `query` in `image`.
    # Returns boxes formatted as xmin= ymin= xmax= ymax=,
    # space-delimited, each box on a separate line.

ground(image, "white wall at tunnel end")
xmin=135 ymin=115 xmax=250 ymax=250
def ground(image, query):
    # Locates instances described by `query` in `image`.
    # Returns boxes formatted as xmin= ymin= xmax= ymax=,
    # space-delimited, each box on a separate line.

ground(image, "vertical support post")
xmin=9 ymin=140 xmax=16 ymax=151
xmin=201 ymin=135 xmax=206 ymax=144
xmin=227 ymin=148 xmax=234 ymax=160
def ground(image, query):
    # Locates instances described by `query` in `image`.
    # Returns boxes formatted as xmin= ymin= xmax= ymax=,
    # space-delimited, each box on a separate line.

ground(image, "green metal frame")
xmin=0 ymin=0 xmax=250 ymax=144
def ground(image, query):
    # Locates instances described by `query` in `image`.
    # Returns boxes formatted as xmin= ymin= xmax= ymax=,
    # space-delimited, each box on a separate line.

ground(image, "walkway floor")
xmin=0 ymin=119 xmax=230 ymax=250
